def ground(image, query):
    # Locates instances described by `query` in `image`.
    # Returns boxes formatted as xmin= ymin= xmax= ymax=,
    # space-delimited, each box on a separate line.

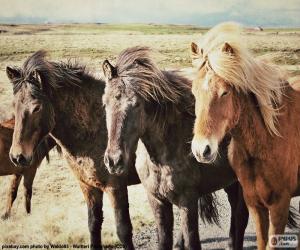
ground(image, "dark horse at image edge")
xmin=0 ymin=118 xmax=57 ymax=219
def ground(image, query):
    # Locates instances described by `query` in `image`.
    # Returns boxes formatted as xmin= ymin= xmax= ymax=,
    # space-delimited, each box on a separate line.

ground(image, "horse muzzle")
xmin=9 ymin=152 xmax=32 ymax=167
xmin=104 ymin=150 xmax=126 ymax=176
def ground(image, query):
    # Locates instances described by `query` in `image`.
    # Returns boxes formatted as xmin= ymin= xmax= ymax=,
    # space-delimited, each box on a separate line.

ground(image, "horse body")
xmin=7 ymin=51 xmax=140 ymax=250
xmin=190 ymin=22 xmax=300 ymax=249
xmin=0 ymin=118 xmax=56 ymax=219
xmin=225 ymin=82 xmax=300 ymax=250
xmin=49 ymin=77 xmax=108 ymax=187
xmin=229 ymin=86 xmax=300 ymax=239
xmin=102 ymin=47 xmax=249 ymax=250
xmin=230 ymin=86 xmax=300 ymax=203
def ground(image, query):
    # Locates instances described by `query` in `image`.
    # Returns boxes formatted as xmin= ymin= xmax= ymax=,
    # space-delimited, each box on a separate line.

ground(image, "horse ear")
xmin=222 ymin=42 xmax=234 ymax=54
xmin=191 ymin=42 xmax=200 ymax=55
xmin=31 ymin=70 xmax=43 ymax=89
xmin=102 ymin=60 xmax=117 ymax=80
xmin=6 ymin=66 xmax=21 ymax=82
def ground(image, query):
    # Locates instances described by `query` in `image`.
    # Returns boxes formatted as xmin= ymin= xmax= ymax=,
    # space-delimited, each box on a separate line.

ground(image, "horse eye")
xmin=32 ymin=105 xmax=41 ymax=113
xmin=221 ymin=91 xmax=229 ymax=97
xmin=135 ymin=101 xmax=141 ymax=108
xmin=115 ymin=93 xmax=121 ymax=100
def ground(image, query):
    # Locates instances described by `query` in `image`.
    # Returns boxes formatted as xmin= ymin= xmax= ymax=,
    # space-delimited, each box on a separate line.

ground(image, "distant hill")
xmin=0 ymin=9 xmax=299 ymax=28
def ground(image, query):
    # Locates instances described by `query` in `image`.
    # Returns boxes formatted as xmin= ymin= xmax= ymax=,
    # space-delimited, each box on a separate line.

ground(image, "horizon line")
xmin=0 ymin=21 xmax=300 ymax=29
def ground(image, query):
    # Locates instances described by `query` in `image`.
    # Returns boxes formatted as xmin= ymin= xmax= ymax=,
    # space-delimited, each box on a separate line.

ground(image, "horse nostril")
xmin=108 ymin=157 xmax=114 ymax=167
xmin=203 ymin=145 xmax=211 ymax=158
xmin=115 ymin=155 xmax=124 ymax=166
xmin=16 ymin=154 xmax=27 ymax=166
xmin=104 ymin=154 xmax=114 ymax=168
xmin=104 ymin=154 xmax=109 ymax=167
xmin=104 ymin=151 xmax=123 ymax=171
xmin=10 ymin=153 xmax=18 ymax=166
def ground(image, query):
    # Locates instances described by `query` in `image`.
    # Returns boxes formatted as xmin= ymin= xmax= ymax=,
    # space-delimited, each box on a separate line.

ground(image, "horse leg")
xmin=80 ymin=181 xmax=104 ymax=250
xmin=23 ymin=168 xmax=37 ymax=214
xmin=249 ymin=206 xmax=269 ymax=250
xmin=1 ymin=174 xmax=22 ymax=220
xmin=224 ymin=183 xmax=238 ymax=249
xmin=147 ymin=193 xmax=173 ymax=250
xmin=225 ymin=182 xmax=249 ymax=250
xmin=180 ymin=199 xmax=201 ymax=250
xmin=234 ymin=184 xmax=249 ymax=249
xmin=174 ymin=231 xmax=184 ymax=250
xmin=106 ymin=187 xmax=134 ymax=250
xmin=268 ymin=196 xmax=290 ymax=249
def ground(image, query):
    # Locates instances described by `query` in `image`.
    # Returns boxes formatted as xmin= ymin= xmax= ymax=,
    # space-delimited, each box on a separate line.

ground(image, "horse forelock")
xmin=115 ymin=46 xmax=191 ymax=104
xmin=110 ymin=46 xmax=194 ymax=133
xmin=13 ymin=50 xmax=89 ymax=97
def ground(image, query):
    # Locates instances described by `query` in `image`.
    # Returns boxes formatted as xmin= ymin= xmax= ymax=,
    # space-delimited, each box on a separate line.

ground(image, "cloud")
xmin=0 ymin=0 xmax=235 ymax=21
xmin=0 ymin=0 xmax=102 ymax=22
xmin=0 ymin=0 xmax=299 ymax=26
xmin=246 ymin=0 xmax=300 ymax=11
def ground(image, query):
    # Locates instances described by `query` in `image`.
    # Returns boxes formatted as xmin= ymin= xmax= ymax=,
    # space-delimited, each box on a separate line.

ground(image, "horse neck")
xmin=232 ymin=93 xmax=270 ymax=154
xmin=49 ymin=78 xmax=107 ymax=153
xmin=141 ymin=97 xmax=194 ymax=166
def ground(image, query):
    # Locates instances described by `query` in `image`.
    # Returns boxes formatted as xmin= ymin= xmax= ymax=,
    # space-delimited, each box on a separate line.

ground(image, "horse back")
xmin=0 ymin=119 xmax=14 ymax=155
xmin=0 ymin=119 xmax=16 ymax=175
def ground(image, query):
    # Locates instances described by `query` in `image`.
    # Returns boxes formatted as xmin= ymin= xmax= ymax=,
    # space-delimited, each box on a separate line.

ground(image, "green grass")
xmin=0 ymin=23 xmax=209 ymax=35
xmin=262 ymin=28 xmax=300 ymax=32
xmin=1 ymin=23 xmax=299 ymax=35
xmin=0 ymin=23 xmax=299 ymax=71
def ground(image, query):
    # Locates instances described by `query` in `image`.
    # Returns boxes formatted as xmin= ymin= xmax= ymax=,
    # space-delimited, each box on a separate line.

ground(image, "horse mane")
xmin=0 ymin=118 xmax=15 ymax=129
xmin=199 ymin=22 xmax=241 ymax=53
xmin=13 ymin=50 xmax=94 ymax=95
xmin=192 ymin=22 xmax=242 ymax=68
xmin=200 ymin=23 xmax=287 ymax=136
xmin=114 ymin=46 xmax=194 ymax=130
xmin=115 ymin=46 xmax=191 ymax=104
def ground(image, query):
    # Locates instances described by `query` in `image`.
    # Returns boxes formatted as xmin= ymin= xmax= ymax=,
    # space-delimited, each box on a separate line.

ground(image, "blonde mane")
xmin=197 ymin=22 xmax=287 ymax=136
xmin=192 ymin=22 xmax=242 ymax=67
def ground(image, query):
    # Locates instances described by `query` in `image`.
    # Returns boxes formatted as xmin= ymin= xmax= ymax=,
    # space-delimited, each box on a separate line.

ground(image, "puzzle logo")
xmin=269 ymin=235 xmax=298 ymax=248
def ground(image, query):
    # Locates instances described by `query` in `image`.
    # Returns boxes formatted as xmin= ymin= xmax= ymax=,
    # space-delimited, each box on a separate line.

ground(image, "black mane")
xmin=13 ymin=50 xmax=98 ymax=96
xmin=114 ymin=46 xmax=195 ymax=129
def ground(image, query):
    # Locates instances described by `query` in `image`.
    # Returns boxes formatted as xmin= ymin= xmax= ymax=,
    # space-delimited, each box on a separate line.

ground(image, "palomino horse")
xmin=6 ymin=51 xmax=140 ymax=250
xmin=0 ymin=118 xmax=56 ymax=219
xmin=190 ymin=23 xmax=300 ymax=249
xmin=102 ymin=46 xmax=249 ymax=250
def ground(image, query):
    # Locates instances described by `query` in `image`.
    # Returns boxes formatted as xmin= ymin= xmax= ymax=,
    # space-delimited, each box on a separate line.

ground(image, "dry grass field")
xmin=0 ymin=23 xmax=300 ymax=249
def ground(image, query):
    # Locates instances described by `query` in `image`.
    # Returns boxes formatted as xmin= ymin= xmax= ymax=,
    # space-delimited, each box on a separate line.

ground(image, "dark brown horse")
xmin=102 ymin=46 xmax=249 ymax=250
xmin=6 ymin=51 xmax=140 ymax=250
xmin=0 ymin=118 xmax=56 ymax=219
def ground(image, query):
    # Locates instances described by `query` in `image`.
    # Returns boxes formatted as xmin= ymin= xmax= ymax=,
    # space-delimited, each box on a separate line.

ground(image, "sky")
xmin=0 ymin=0 xmax=299 ymax=27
